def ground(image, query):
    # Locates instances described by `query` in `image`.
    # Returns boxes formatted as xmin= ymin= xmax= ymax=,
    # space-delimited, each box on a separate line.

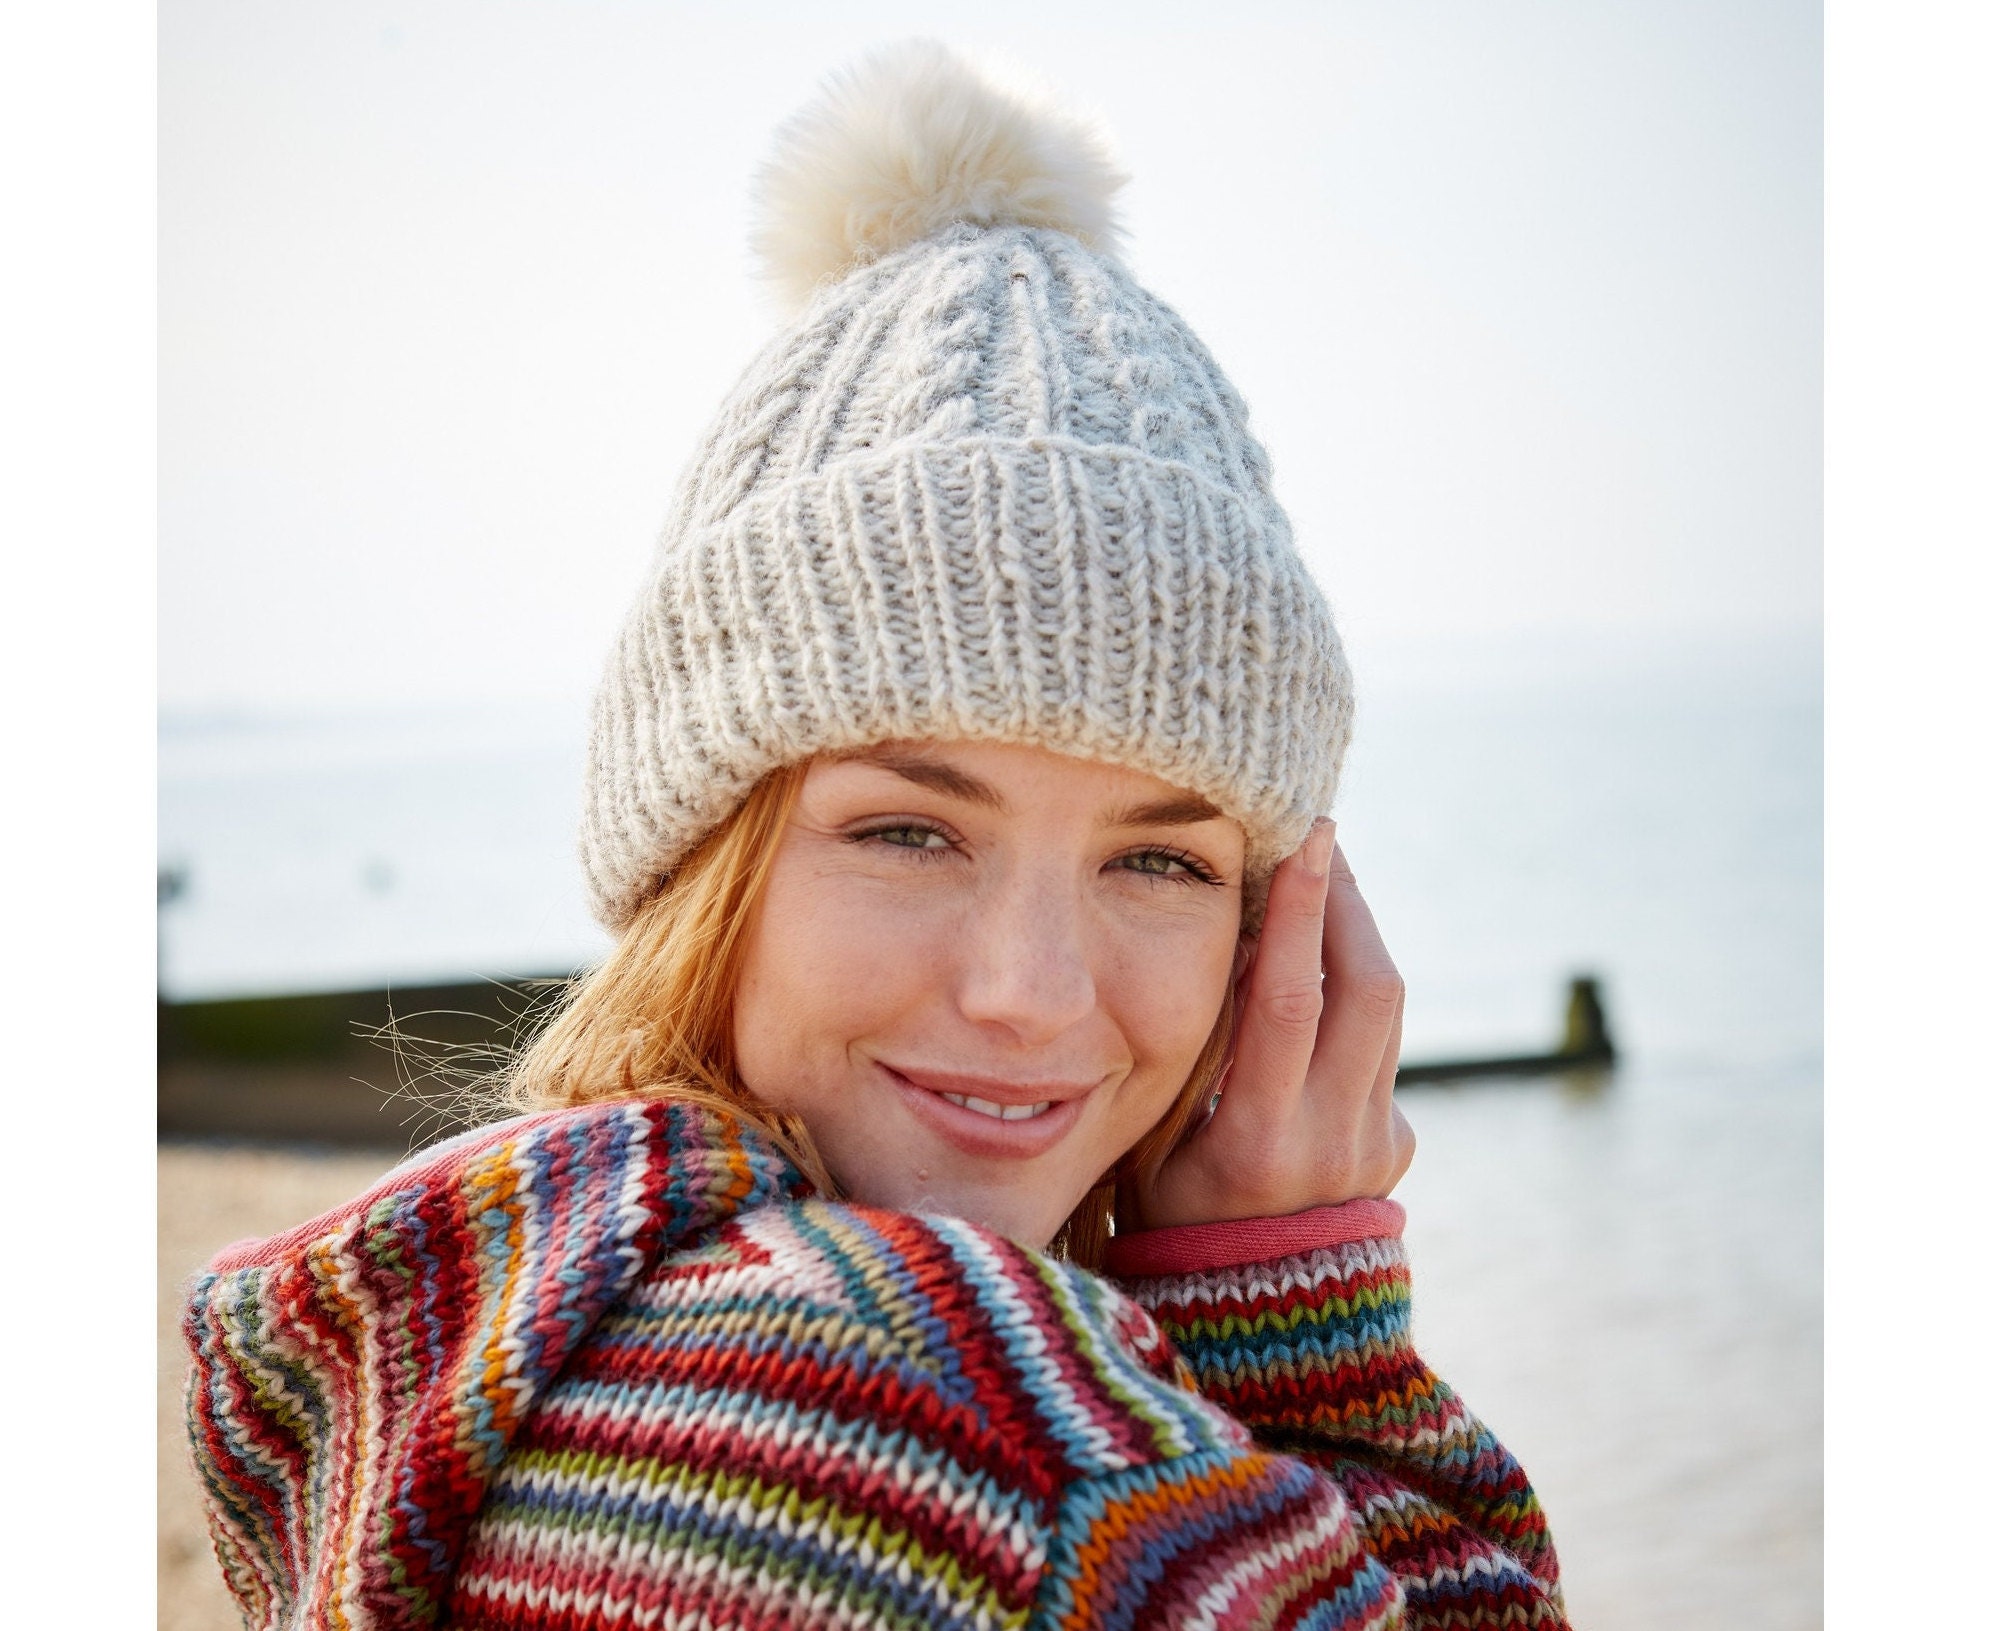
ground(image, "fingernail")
xmin=1300 ymin=820 xmax=1334 ymax=878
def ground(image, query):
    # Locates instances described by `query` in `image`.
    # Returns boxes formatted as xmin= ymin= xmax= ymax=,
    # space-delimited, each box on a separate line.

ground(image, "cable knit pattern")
xmin=583 ymin=215 xmax=1354 ymax=933
xmin=182 ymin=1103 xmax=1565 ymax=1630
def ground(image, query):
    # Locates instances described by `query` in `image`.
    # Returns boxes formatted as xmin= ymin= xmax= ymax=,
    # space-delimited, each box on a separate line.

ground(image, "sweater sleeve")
xmin=179 ymin=1101 xmax=804 ymax=1631
xmin=1052 ymin=1206 xmax=1570 ymax=1629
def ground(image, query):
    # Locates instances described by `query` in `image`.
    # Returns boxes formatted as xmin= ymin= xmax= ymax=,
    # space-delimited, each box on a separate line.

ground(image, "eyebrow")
xmin=831 ymin=746 xmax=1008 ymax=809
xmin=829 ymin=747 xmax=1225 ymax=829
xmin=1105 ymin=794 xmax=1226 ymax=828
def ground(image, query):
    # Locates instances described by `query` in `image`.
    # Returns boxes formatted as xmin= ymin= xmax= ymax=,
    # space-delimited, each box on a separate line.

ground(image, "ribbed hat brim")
xmin=583 ymin=434 xmax=1350 ymax=932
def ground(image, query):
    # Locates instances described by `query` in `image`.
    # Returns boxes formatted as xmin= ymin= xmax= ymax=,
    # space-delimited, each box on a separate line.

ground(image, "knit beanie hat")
xmin=582 ymin=40 xmax=1354 ymax=933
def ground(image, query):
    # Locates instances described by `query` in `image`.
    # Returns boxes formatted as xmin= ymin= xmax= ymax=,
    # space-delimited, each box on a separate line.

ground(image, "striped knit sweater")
xmin=182 ymin=1098 xmax=1567 ymax=1630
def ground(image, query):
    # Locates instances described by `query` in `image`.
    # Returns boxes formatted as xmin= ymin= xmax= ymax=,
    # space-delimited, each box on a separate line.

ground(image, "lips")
xmin=880 ymin=1063 xmax=1096 ymax=1159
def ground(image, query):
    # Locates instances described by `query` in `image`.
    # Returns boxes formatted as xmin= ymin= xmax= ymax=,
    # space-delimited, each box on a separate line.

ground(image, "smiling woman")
xmin=734 ymin=742 xmax=1245 ymax=1251
xmin=182 ymin=40 xmax=1564 ymax=1631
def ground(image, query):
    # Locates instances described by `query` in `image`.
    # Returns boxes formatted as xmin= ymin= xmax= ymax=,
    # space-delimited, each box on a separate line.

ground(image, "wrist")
xmin=1103 ymin=1195 xmax=1405 ymax=1278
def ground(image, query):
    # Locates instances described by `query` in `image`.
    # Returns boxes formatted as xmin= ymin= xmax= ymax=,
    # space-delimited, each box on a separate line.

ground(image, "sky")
xmin=159 ymin=0 xmax=1820 ymax=716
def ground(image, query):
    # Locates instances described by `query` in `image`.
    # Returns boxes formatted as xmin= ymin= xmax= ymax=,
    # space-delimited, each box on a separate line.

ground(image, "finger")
xmin=1320 ymin=844 xmax=1401 ymax=1016
xmin=1368 ymin=983 xmax=1404 ymax=1109
xmin=1221 ymin=819 xmax=1335 ymax=1130
xmin=1305 ymin=844 xmax=1405 ymax=1103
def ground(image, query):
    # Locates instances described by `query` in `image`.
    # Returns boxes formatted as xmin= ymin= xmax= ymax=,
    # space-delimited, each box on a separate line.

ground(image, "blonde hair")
xmin=502 ymin=761 xmax=1236 ymax=1269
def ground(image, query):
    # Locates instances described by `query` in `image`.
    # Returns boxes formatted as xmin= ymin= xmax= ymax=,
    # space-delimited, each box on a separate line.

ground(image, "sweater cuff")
xmin=1102 ymin=1197 xmax=1405 ymax=1278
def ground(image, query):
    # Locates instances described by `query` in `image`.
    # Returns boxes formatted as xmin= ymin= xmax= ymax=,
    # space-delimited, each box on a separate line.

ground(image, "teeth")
xmin=939 ymin=1093 xmax=1054 ymax=1122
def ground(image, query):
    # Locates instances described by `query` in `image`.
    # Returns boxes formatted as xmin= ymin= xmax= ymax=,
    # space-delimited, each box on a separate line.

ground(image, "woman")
xmin=184 ymin=43 xmax=1568 ymax=1630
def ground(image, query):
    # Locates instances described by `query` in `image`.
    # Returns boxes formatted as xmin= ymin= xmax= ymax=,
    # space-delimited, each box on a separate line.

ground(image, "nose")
xmin=952 ymin=863 xmax=1098 ymax=1046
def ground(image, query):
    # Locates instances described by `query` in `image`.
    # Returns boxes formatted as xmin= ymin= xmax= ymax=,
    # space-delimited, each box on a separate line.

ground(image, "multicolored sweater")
xmin=182 ymin=1099 xmax=1567 ymax=1629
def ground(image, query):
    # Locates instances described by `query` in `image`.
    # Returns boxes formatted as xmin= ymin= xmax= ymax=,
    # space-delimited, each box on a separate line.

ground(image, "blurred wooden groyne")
xmin=1394 ymin=976 xmax=1616 ymax=1084
xmin=158 ymin=975 xmax=565 ymax=1149
xmin=158 ymin=974 xmax=1617 ymax=1149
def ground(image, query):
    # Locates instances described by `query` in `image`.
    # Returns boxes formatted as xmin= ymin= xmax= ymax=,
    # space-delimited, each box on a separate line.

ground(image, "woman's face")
xmin=732 ymin=740 xmax=1246 ymax=1248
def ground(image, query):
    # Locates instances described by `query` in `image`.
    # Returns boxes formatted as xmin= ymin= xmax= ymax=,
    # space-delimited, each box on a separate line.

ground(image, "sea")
xmin=158 ymin=626 xmax=1822 ymax=1629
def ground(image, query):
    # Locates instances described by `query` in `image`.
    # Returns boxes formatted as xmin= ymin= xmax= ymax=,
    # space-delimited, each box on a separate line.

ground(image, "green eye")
xmin=873 ymin=826 xmax=949 ymax=850
xmin=1114 ymin=847 xmax=1216 ymax=883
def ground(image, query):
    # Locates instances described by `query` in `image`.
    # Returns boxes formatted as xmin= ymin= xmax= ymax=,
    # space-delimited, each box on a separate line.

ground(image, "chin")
xmin=858 ymin=1170 xmax=1067 ymax=1251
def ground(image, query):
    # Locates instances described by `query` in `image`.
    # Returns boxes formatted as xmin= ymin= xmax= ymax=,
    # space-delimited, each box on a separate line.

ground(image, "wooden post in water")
xmin=1560 ymin=975 xmax=1616 ymax=1065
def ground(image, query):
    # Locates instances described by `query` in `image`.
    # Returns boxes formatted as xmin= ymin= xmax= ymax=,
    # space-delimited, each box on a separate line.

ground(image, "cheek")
xmin=734 ymin=871 xmax=946 ymax=1083
xmin=1107 ymin=923 xmax=1236 ymax=1078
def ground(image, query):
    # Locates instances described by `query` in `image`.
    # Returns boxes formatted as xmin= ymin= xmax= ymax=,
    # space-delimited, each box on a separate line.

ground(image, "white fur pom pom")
xmin=752 ymin=40 xmax=1128 ymax=311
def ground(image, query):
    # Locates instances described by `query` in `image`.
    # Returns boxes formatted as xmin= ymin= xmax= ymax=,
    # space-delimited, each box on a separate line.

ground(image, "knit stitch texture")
xmin=582 ymin=213 xmax=1353 ymax=934
xmin=183 ymin=1101 xmax=1566 ymax=1630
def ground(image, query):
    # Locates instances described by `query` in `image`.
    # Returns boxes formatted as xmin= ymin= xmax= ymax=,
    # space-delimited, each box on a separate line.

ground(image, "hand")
xmin=1118 ymin=821 xmax=1416 ymax=1231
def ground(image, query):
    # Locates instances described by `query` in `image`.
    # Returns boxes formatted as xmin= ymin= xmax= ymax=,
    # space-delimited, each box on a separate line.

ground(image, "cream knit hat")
xmin=582 ymin=41 xmax=1354 ymax=933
